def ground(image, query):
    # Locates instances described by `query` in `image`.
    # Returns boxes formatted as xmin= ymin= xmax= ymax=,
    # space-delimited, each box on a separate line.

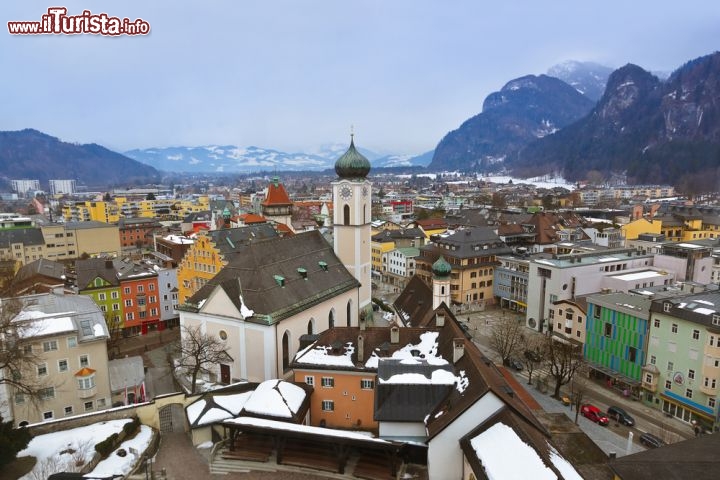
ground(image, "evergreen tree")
xmin=0 ymin=415 xmax=32 ymax=468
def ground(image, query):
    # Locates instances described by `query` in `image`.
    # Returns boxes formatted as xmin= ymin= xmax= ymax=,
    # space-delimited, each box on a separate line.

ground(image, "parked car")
xmin=607 ymin=405 xmax=635 ymax=426
xmin=639 ymin=432 xmax=665 ymax=448
xmin=507 ymin=357 xmax=524 ymax=371
xmin=581 ymin=404 xmax=610 ymax=426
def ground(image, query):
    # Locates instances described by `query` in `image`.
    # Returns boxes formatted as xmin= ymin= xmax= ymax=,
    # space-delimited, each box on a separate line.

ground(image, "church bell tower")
xmin=332 ymin=134 xmax=372 ymax=315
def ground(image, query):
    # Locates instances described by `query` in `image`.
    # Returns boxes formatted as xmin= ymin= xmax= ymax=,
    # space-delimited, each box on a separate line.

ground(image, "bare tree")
xmin=522 ymin=335 xmax=546 ymax=386
xmin=489 ymin=313 xmax=524 ymax=367
xmin=175 ymin=325 xmax=230 ymax=394
xmin=570 ymin=364 xmax=590 ymax=424
xmin=545 ymin=335 xmax=584 ymax=399
xmin=0 ymin=298 xmax=47 ymax=399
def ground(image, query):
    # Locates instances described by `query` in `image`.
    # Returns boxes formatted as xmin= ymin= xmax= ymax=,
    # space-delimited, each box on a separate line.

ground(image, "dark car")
xmin=581 ymin=404 xmax=610 ymax=426
xmin=639 ymin=432 xmax=665 ymax=448
xmin=507 ymin=357 xmax=524 ymax=371
xmin=607 ymin=405 xmax=635 ymax=426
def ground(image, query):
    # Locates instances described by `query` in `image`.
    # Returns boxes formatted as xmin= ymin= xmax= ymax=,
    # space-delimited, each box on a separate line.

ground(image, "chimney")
xmin=435 ymin=313 xmax=445 ymax=327
xmin=453 ymin=339 xmax=465 ymax=364
xmin=390 ymin=326 xmax=400 ymax=344
xmin=357 ymin=335 xmax=364 ymax=362
xmin=360 ymin=314 xmax=366 ymax=331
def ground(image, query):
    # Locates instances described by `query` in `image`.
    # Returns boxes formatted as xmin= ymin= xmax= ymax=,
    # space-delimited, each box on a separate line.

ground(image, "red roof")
xmin=262 ymin=180 xmax=293 ymax=206
xmin=235 ymin=213 xmax=267 ymax=224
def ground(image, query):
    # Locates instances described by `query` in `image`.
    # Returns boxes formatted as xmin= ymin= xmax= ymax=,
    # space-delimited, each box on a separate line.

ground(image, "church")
xmin=178 ymin=136 xmax=373 ymax=383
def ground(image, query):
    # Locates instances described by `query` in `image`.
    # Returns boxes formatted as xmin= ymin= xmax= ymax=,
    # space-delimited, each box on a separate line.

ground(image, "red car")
xmin=581 ymin=404 xmax=609 ymax=426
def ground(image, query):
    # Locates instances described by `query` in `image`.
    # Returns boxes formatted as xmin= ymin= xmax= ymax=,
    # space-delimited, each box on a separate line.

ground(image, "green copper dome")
xmin=335 ymin=135 xmax=371 ymax=179
xmin=432 ymin=256 xmax=452 ymax=277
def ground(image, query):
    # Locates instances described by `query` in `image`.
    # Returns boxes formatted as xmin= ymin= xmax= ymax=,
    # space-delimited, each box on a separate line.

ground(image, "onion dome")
xmin=432 ymin=256 xmax=452 ymax=277
xmin=335 ymin=134 xmax=371 ymax=179
xmin=222 ymin=206 xmax=231 ymax=220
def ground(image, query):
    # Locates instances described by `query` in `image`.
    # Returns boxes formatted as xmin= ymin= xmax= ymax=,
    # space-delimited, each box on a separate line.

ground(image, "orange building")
xmin=291 ymin=317 xmax=462 ymax=432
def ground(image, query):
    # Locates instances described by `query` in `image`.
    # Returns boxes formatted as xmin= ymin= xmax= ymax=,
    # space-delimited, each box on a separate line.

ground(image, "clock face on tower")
xmin=340 ymin=185 xmax=353 ymax=200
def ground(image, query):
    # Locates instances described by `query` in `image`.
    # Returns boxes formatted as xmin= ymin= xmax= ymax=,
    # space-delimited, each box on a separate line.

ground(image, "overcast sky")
xmin=1 ymin=1 xmax=718 ymax=155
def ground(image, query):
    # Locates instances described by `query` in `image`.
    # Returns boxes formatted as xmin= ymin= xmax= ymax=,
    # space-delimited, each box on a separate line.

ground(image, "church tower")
xmin=261 ymin=176 xmax=295 ymax=232
xmin=333 ymin=134 xmax=372 ymax=314
xmin=432 ymin=255 xmax=452 ymax=310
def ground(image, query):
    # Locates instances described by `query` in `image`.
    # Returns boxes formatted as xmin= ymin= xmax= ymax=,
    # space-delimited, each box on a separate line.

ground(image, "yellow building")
xmin=620 ymin=218 xmax=662 ymax=243
xmin=177 ymin=224 xmax=278 ymax=304
xmin=371 ymin=237 xmax=395 ymax=277
xmin=62 ymin=201 xmax=120 ymax=223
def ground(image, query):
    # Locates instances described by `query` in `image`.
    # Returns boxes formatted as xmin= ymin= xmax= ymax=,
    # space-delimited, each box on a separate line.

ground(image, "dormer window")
xmin=663 ymin=302 xmax=671 ymax=313
xmin=713 ymin=314 xmax=720 ymax=326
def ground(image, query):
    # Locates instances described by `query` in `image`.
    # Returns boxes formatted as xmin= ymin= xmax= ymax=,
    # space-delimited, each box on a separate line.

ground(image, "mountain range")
xmin=2 ymin=53 xmax=718 ymax=190
xmin=509 ymin=52 xmax=720 ymax=192
xmin=0 ymin=129 xmax=159 ymax=188
xmin=123 ymin=145 xmax=432 ymax=173
xmin=428 ymin=74 xmax=597 ymax=171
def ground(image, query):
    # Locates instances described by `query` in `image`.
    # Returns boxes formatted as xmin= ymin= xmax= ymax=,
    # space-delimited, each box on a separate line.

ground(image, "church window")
xmin=344 ymin=205 xmax=350 ymax=226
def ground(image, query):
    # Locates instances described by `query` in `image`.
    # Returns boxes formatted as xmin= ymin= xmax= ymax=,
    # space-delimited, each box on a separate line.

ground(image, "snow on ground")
xmin=18 ymin=419 xmax=133 ymax=480
xmin=87 ymin=425 xmax=153 ymax=478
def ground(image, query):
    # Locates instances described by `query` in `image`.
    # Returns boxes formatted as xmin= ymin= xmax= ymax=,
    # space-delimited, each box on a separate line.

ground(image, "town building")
xmin=416 ymin=227 xmax=512 ymax=306
xmin=48 ymin=179 xmax=76 ymax=196
xmin=549 ymin=297 xmax=588 ymax=346
xmin=7 ymin=258 xmax=68 ymax=296
xmin=383 ymin=247 xmax=419 ymax=291
xmin=5 ymin=292 xmax=111 ymax=426
xmin=153 ymin=233 xmax=195 ymax=266
xmin=644 ymin=291 xmax=720 ymax=429
xmin=11 ymin=179 xmax=40 ymax=195
xmin=176 ymin=224 xmax=278 ymax=304
xmin=584 ymin=292 xmax=651 ymax=398
xmin=525 ymin=248 xmax=656 ymax=333
xmin=118 ymin=217 xmax=160 ymax=249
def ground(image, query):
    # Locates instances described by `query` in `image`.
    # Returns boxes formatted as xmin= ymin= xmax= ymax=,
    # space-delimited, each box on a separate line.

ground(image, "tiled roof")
xmin=187 ymin=230 xmax=358 ymax=323
xmin=76 ymin=258 xmax=120 ymax=288
xmin=13 ymin=258 xmax=66 ymax=283
xmin=0 ymin=228 xmax=45 ymax=248
xmin=422 ymin=227 xmax=512 ymax=259
xmin=262 ymin=179 xmax=293 ymax=206
xmin=207 ymin=224 xmax=278 ymax=256
xmin=609 ymin=432 xmax=720 ymax=480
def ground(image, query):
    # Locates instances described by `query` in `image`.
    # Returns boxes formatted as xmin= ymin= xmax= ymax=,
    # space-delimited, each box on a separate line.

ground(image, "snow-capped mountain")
xmin=124 ymin=144 xmax=431 ymax=173
xmin=547 ymin=60 xmax=614 ymax=101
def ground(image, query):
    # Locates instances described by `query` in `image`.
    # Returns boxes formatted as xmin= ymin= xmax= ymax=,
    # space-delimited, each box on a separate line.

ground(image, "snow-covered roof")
xmin=365 ymin=331 xmax=447 ymax=369
xmin=226 ymin=417 xmax=390 ymax=443
xmin=611 ymin=270 xmax=664 ymax=281
xmin=293 ymin=341 xmax=355 ymax=367
xmin=470 ymin=423 xmax=557 ymax=480
xmin=16 ymin=315 xmax=75 ymax=338
xmin=186 ymin=391 xmax=254 ymax=426
xmin=242 ymin=380 xmax=306 ymax=419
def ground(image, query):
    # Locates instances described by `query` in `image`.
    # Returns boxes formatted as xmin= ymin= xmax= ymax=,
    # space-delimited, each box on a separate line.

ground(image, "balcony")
xmin=78 ymin=386 xmax=96 ymax=399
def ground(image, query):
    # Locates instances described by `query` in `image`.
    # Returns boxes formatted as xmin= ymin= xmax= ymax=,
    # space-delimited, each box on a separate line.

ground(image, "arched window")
xmin=307 ymin=319 xmax=313 ymax=335
xmin=344 ymin=205 xmax=350 ymax=226
xmin=363 ymin=205 xmax=367 ymax=224
xmin=329 ymin=310 xmax=335 ymax=329
xmin=441 ymin=286 xmax=445 ymax=295
xmin=282 ymin=331 xmax=290 ymax=372
xmin=347 ymin=300 xmax=352 ymax=327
